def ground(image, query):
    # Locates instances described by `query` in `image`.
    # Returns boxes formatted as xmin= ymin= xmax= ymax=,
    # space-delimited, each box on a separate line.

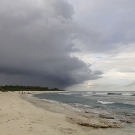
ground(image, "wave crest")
xmin=97 ymin=100 xmax=115 ymax=105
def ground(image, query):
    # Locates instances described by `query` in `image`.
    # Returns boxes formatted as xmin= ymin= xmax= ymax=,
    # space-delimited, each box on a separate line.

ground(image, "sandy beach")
xmin=0 ymin=91 xmax=108 ymax=135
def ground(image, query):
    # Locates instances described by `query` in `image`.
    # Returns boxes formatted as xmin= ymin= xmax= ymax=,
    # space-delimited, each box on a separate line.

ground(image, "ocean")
xmin=34 ymin=91 xmax=135 ymax=135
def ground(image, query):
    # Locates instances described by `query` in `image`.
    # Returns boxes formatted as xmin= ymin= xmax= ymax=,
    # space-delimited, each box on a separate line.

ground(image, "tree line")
xmin=0 ymin=85 xmax=65 ymax=92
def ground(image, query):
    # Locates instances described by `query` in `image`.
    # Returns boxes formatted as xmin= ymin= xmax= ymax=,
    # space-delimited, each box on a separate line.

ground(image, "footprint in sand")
xmin=42 ymin=129 xmax=46 ymax=133
xmin=28 ymin=127 xmax=33 ymax=132
xmin=60 ymin=128 xmax=77 ymax=134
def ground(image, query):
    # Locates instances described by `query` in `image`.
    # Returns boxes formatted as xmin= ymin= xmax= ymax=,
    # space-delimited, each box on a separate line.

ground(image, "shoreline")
xmin=0 ymin=91 xmax=107 ymax=135
xmin=0 ymin=91 xmax=134 ymax=135
xmin=23 ymin=91 xmax=135 ymax=134
xmin=23 ymin=92 xmax=123 ymax=127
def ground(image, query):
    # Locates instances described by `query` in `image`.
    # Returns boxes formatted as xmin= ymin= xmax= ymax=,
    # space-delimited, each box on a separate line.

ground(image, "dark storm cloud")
xmin=53 ymin=0 xmax=75 ymax=19
xmin=0 ymin=0 xmax=102 ymax=88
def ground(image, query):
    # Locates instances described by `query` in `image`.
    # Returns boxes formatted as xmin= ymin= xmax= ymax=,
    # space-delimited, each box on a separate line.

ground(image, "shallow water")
xmin=34 ymin=91 xmax=135 ymax=135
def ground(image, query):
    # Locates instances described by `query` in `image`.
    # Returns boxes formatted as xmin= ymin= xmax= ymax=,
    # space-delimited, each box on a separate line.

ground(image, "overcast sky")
xmin=0 ymin=0 xmax=135 ymax=91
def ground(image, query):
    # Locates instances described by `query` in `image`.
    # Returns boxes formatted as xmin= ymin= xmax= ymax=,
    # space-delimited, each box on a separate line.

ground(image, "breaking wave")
xmin=97 ymin=100 xmax=115 ymax=105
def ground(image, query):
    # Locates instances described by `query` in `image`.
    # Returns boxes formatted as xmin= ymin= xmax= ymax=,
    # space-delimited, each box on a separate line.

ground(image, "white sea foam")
xmin=97 ymin=100 xmax=115 ymax=105
xmin=87 ymin=92 xmax=93 ymax=94
xmin=74 ymin=103 xmax=90 ymax=107
xmin=122 ymin=93 xmax=133 ymax=96
xmin=95 ymin=92 xmax=108 ymax=95
xmin=84 ymin=105 xmax=91 ymax=108
xmin=74 ymin=103 xmax=84 ymax=107
xmin=74 ymin=103 xmax=79 ymax=107
xmin=82 ymin=94 xmax=90 ymax=97
xmin=59 ymin=93 xmax=80 ymax=95
xmin=35 ymin=98 xmax=60 ymax=104
xmin=59 ymin=93 xmax=72 ymax=95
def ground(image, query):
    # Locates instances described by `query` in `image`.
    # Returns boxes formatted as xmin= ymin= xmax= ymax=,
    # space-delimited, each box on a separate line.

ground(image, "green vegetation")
xmin=0 ymin=85 xmax=64 ymax=92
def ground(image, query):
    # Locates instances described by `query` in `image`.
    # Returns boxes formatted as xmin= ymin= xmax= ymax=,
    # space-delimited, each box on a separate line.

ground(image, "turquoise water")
xmin=34 ymin=91 xmax=135 ymax=115
xmin=34 ymin=91 xmax=135 ymax=134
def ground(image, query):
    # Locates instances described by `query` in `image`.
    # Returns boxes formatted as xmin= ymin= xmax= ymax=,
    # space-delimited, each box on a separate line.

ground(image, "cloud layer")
xmin=0 ymin=0 xmax=102 ymax=88
xmin=72 ymin=0 xmax=135 ymax=53
xmin=1 ymin=0 xmax=135 ymax=89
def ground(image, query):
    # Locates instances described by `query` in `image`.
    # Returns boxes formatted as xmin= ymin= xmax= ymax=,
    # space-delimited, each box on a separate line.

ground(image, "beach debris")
xmin=99 ymin=114 xmax=114 ymax=119
xmin=66 ymin=115 xmax=122 ymax=128
xmin=119 ymin=119 xmax=132 ymax=124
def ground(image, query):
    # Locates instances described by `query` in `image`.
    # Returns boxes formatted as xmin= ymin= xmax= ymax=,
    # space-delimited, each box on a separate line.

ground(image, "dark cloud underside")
xmin=0 ymin=0 xmax=102 ymax=88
